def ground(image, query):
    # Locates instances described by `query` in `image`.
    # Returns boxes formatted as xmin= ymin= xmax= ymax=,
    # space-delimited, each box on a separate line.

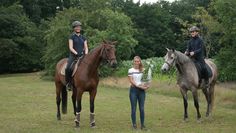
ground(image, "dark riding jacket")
xmin=186 ymin=35 xmax=209 ymax=79
xmin=186 ymin=36 xmax=205 ymax=63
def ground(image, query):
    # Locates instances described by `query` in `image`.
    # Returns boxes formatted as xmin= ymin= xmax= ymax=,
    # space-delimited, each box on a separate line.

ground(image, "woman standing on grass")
xmin=128 ymin=56 xmax=149 ymax=130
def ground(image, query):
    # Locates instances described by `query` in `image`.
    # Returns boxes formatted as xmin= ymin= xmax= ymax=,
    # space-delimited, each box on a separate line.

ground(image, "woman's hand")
xmin=137 ymin=84 xmax=150 ymax=90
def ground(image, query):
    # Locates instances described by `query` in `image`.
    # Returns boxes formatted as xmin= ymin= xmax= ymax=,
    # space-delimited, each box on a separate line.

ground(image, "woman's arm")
xmin=128 ymin=76 xmax=136 ymax=87
xmin=84 ymin=40 xmax=88 ymax=54
xmin=128 ymin=76 xmax=149 ymax=90
xmin=69 ymin=39 xmax=77 ymax=55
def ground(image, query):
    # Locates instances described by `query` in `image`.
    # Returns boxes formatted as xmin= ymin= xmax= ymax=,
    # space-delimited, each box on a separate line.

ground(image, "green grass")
xmin=0 ymin=73 xmax=236 ymax=133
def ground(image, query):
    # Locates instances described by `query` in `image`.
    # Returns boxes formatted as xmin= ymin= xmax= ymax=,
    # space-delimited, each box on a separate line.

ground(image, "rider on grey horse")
xmin=185 ymin=26 xmax=209 ymax=88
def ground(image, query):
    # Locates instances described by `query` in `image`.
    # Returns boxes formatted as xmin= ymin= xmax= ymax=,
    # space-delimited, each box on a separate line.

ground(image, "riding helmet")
xmin=72 ymin=21 xmax=82 ymax=28
xmin=189 ymin=26 xmax=200 ymax=32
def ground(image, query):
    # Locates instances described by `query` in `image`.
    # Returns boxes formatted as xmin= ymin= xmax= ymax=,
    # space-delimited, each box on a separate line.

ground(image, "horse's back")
xmin=205 ymin=59 xmax=218 ymax=81
xmin=55 ymin=58 xmax=68 ymax=83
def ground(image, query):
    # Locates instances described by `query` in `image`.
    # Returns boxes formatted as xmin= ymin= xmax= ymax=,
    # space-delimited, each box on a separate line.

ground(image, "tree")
xmin=0 ymin=4 xmax=44 ymax=73
xmin=213 ymin=0 xmax=236 ymax=81
xmin=123 ymin=2 xmax=176 ymax=58
xmin=20 ymin=0 xmax=61 ymax=24
xmin=43 ymin=7 xmax=137 ymax=76
xmin=192 ymin=7 xmax=222 ymax=58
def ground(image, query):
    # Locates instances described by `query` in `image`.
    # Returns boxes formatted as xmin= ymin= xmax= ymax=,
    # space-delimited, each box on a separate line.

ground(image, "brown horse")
xmin=161 ymin=48 xmax=218 ymax=121
xmin=54 ymin=40 xmax=117 ymax=128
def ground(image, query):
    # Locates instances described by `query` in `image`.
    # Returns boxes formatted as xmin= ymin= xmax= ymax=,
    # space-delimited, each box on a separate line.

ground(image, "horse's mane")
xmin=175 ymin=50 xmax=192 ymax=64
xmin=89 ymin=43 xmax=104 ymax=54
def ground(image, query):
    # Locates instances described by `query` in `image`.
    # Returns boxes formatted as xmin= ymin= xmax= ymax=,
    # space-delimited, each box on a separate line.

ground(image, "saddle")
xmin=194 ymin=61 xmax=212 ymax=81
xmin=61 ymin=58 xmax=82 ymax=77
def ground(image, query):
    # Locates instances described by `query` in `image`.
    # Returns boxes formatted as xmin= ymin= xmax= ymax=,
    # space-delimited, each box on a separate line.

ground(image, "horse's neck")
xmin=175 ymin=51 xmax=196 ymax=75
xmin=83 ymin=45 xmax=103 ymax=71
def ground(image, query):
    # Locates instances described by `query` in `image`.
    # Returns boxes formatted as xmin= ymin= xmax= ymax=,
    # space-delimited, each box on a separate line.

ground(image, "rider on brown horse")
xmin=185 ymin=26 xmax=209 ymax=89
xmin=65 ymin=21 xmax=89 ymax=90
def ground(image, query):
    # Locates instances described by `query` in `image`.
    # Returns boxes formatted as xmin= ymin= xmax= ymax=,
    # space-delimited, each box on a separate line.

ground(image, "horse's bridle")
xmin=101 ymin=45 xmax=116 ymax=63
xmin=165 ymin=53 xmax=177 ymax=68
xmin=165 ymin=61 xmax=172 ymax=68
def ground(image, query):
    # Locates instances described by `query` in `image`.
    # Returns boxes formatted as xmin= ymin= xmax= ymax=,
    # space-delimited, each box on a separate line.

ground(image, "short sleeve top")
xmin=69 ymin=33 xmax=87 ymax=56
xmin=128 ymin=68 xmax=143 ymax=86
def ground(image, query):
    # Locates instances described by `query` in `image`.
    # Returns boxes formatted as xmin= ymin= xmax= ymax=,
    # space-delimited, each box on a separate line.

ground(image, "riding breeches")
xmin=65 ymin=56 xmax=74 ymax=83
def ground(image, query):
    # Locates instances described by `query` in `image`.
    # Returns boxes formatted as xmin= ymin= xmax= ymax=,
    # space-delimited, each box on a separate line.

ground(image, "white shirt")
xmin=128 ymin=68 xmax=143 ymax=86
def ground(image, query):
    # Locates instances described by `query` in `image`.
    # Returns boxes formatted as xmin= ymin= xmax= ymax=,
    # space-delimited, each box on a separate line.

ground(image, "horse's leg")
xmin=208 ymin=82 xmax=216 ymax=117
xmin=55 ymin=82 xmax=63 ymax=120
xmin=75 ymin=89 xmax=83 ymax=128
xmin=202 ymin=88 xmax=210 ymax=117
xmin=89 ymin=89 xmax=97 ymax=128
xmin=192 ymin=89 xmax=201 ymax=120
xmin=72 ymin=87 xmax=77 ymax=116
xmin=180 ymin=88 xmax=188 ymax=121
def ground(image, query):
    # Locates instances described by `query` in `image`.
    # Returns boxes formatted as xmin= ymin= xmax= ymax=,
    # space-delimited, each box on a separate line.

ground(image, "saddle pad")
xmin=206 ymin=64 xmax=213 ymax=77
xmin=61 ymin=63 xmax=67 ymax=76
xmin=60 ymin=61 xmax=79 ymax=76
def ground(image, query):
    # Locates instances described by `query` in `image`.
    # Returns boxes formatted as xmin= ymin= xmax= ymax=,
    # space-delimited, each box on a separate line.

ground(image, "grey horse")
xmin=161 ymin=48 xmax=218 ymax=121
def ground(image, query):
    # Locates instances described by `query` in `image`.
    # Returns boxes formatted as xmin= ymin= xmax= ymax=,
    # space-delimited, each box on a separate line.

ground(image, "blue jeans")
xmin=129 ymin=86 xmax=146 ymax=126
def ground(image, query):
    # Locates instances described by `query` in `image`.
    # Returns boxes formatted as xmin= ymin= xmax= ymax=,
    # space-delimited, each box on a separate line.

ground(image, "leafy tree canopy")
xmin=0 ymin=4 xmax=43 ymax=73
xmin=43 ymin=6 xmax=137 ymax=76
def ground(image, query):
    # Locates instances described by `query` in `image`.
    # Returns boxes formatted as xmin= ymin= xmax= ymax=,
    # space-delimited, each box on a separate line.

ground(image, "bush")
xmin=113 ymin=57 xmax=175 ymax=79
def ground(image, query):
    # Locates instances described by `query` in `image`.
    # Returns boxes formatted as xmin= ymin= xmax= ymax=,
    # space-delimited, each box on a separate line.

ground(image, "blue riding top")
xmin=69 ymin=33 xmax=87 ymax=57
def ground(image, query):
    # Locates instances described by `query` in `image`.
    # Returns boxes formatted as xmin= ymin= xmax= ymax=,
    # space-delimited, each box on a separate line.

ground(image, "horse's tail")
xmin=61 ymin=86 xmax=68 ymax=114
xmin=209 ymin=80 xmax=216 ymax=112
xmin=207 ymin=59 xmax=218 ymax=111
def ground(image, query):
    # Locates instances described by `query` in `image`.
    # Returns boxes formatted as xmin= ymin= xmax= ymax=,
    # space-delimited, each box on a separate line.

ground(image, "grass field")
xmin=0 ymin=73 xmax=236 ymax=133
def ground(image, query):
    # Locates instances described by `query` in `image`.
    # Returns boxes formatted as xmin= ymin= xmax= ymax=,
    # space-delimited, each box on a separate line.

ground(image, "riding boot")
xmin=74 ymin=112 xmax=80 ymax=127
xmin=65 ymin=68 xmax=72 ymax=91
xmin=90 ymin=113 xmax=96 ymax=128
xmin=202 ymin=63 xmax=209 ymax=89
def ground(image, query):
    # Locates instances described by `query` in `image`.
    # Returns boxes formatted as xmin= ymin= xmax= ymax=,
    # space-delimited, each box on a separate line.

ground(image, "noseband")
xmin=165 ymin=53 xmax=177 ymax=68
xmin=165 ymin=61 xmax=172 ymax=67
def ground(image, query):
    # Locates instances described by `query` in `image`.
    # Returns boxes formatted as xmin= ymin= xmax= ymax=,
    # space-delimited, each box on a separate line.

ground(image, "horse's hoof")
xmin=197 ymin=118 xmax=202 ymax=123
xmin=206 ymin=114 xmax=213 ymax=120
xmin=57 ymin=116 xmax=61 ymax=120
xmin=183 ymin=117 xmax=189 ymax=122
xmin=90 ymin=122 xmax=96 ymax=128
xmin=75 ymin=121 xmax=80 ymax=128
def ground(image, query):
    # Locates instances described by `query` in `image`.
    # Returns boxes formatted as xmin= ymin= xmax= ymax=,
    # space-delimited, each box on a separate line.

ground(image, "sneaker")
xmin=132 ymin=124 xmax=137 ymax=130
xmin=141 ymin=125 xmax=146 ymax=130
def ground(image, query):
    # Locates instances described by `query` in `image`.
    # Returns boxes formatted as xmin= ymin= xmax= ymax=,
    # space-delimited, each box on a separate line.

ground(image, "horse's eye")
xmin=170 ymin=57 xmax=174 ymax=59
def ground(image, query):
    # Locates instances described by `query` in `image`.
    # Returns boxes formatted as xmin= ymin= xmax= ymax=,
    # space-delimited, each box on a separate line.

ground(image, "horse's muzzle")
xmin=161 ymin=68 xmax=167 ymax=72
xmin=161 ymin=63 xmax=170 ymax=72
xmin=110 ymin=60 xmax=117 ymax=68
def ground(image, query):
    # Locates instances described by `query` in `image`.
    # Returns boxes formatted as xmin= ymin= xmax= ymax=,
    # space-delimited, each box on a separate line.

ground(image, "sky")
xmin=133 ymin=0 xmax=176 ymax=4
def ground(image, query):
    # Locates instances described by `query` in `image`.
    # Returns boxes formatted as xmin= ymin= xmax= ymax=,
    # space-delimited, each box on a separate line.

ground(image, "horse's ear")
xmin=166 ymin=48 xmax=170 ymax=51
xmin=170 ymin=48 xmax=175 ymax=52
